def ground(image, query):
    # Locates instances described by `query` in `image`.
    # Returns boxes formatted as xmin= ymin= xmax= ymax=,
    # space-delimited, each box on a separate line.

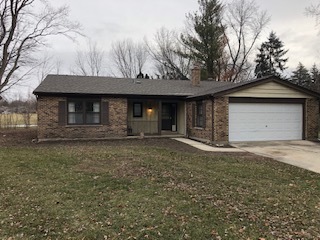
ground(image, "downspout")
xmin=158 ymin=100 xmax=162 ymax=135
xmin=211 ymin=97 xmax=214 ymax=142
xmin=303 ymin=99 xmax=306 ymax=140
xmin=184 ymin=101 xmax=187 ymax=136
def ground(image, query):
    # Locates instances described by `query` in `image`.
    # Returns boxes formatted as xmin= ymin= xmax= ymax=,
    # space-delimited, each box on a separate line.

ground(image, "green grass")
xmin=0 ymin=143 xmax=319 ymax=239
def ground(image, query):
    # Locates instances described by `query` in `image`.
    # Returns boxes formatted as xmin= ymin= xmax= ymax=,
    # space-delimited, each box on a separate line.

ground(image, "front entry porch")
xmin=127 ymin=99 xmax=186 ymax=136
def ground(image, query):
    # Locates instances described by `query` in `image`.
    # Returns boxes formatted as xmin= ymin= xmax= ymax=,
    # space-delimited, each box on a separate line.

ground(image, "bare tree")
xmin=306 ymin=3 xmax=320 ymax=28
xmin=21 ymin=93 xmax=36 ymax=127
xmin=35 ymin=54 xmax=64 ymax=84
xmin=36 ymin=53 xmax=55 ymax=83
xmin=0 ymin=0 xmax=80 ymax=94
xmin=72 ymin=41 xmax=105 ymax=76
xmin=110 ymin=39 xmax=148 ymax=78
xmin=223 ymin=0 xmax=270 ymax=82
xmin=147 ymin=28 xmax=190 ymax=80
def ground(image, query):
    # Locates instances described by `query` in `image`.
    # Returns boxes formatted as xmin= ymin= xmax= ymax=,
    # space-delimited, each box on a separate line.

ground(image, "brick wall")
xmin=186 ymin=99 xmax=213 ymax=142
xmin=212 ymin=97 xmax=229 ymax=142
xmin=186 ymin=97 xmax=229 ymax=143
xmin=305 ymin=98 xmax=319 ymax=140
xmin=38 ymin=95 xmax=317 ymax=141
xmin=37 ymin=96 xmax=127 ymax=140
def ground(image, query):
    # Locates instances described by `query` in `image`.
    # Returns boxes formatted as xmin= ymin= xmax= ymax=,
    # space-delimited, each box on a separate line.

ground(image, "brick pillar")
xmin=213 ymin=97 xmax=229 ymax=142
xmin=305 ymin=98 xmax=319 ymax=140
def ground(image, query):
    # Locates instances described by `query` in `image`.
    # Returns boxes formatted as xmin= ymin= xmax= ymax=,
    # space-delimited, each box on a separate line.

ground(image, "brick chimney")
xmin=191 ymin=62 xmax=201 ymax=86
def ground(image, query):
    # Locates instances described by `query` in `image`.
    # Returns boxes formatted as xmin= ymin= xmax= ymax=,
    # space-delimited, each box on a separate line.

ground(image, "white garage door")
xmin=229 ymin=103 xmax=303 ymax=142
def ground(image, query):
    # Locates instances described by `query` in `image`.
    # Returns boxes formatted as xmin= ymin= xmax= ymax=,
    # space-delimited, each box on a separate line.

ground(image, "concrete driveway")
xmin=232 ymin=141 xmax=320 ymax=174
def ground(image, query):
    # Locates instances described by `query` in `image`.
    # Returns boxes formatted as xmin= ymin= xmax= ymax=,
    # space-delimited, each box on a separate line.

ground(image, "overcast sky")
xmin=6 ymin=0 xmax=320 ymax=99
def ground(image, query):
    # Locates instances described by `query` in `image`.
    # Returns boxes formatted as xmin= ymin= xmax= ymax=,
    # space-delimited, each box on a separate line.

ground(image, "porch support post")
xmin=158 ymin=100 xmax=162 ymax=135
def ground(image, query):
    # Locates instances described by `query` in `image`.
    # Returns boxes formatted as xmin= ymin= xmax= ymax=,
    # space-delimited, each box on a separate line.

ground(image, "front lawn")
xmin=0 ymin=131 xmax=319 ymax=239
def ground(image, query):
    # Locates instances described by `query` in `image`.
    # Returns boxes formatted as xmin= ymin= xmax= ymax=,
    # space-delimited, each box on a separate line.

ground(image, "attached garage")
xmin=188 ymin=76 xmax=319 ymax=143
xmin=229 ymin=102 xmax=303 ymax=141
xmin=225 ymin=79 xmax=318 ymax=142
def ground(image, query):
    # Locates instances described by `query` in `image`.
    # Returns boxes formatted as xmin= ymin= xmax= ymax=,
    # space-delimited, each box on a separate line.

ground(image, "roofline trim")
xmin=211 ymin=76 xmax=320 ymax=98
xmin=33 ymin=92 xmax=189 ymax=99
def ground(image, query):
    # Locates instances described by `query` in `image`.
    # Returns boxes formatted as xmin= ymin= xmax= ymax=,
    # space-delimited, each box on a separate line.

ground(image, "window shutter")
xmin=58 ymin=101 xmax=66 ymax=126
xmin=202 ymin=101 xmax=206 ymax=128
xmin=192 ymin=103 xmax=195 ymax=127
xmin=101 ymin=101 xmax=109 ymax=125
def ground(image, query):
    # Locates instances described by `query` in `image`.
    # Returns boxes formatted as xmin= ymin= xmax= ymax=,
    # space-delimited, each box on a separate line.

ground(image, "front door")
xmin=161 ymin=103 xmax=177 ymax=131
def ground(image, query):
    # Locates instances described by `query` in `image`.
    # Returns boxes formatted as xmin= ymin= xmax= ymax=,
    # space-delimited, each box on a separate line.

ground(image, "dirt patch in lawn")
xmin=0 ymin=127 xmax=37 ymax=146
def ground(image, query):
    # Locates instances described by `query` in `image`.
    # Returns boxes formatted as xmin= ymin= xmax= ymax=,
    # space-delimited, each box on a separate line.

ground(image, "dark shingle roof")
xmin=33 ymin=75 xmax=320 ymax=99
xmin=190 ymin=75 xmax=320 ymax=98
xmin=33 ymin=75 xmax=235 ymax=97
xmin=189 ymin=75 xmax=273 ymax=98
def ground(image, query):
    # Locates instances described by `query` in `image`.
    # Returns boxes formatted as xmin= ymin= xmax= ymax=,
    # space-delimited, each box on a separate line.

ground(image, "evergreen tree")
xmin=291 ymin=62 xmax=312 ymax=88
xmin=254 ymin=31 xmax=288 ymax=78
xmin=310 ymin=64 xmax=320 ymax=92
xmin=181 ymin=0 xmax=225 ymax=80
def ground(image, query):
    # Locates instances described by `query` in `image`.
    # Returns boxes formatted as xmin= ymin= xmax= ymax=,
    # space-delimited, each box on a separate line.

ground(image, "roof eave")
xmin=212 ymin=76 xmax=320 ymax=98
xmin=33 ymin=91 xmax=190 ymax=99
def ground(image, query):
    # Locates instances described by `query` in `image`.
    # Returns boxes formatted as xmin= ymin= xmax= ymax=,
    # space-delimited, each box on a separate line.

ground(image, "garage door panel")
xmin=229 ymin=103 xmax=303 ymax=141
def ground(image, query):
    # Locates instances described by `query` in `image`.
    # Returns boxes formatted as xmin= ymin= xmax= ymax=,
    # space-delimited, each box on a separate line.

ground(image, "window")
xmin=133 ymin=102 xmax=143 ymax=117
xmin=68 ymin=99 xmax=100 ymax=124
xmin=196 ymin=101 xmax=204 ymax=127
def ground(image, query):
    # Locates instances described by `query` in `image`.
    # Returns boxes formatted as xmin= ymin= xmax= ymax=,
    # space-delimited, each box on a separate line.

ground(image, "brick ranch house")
xmin=33 ymin=68 xmax=320 ymax=143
